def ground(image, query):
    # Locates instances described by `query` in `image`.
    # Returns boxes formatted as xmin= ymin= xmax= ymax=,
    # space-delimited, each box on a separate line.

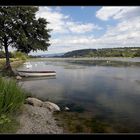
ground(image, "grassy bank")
xmin=0 ymin=77 xmax=26 ymax=133
xmin=0 ymin=54 xmax=27 ymax=133
xmin=0 ymin=58 xmax=25 ymax=70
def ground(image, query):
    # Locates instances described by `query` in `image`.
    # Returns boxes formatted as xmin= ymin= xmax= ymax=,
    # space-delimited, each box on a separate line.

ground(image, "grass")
xmin=0 ymin=77 xmax=26 ymax=133
xmin=0 ymin=56 xmax=27 ymax=133
xmin=0 ymin=58 xmax=25 ymax=69
xmin=0 ymin=114 xmax=20 ymax=133
xmin=0 ymin=58 xmax=25 ymax=77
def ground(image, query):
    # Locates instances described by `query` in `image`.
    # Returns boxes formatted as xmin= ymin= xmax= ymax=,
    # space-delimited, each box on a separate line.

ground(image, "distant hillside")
xmin=62 ymin=47 xmax=140 ymax=58
xmin=63 ymin=49 xmax=96 ymax=57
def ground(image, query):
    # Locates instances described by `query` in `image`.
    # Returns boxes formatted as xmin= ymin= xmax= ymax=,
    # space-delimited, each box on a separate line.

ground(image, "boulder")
xmin=16 ymin=76 xmax=22 ymax=80
xmin=25 ymin=97 xmax=43 ymax=107
xmin=43 ymin=101 xmax=60 ymax=112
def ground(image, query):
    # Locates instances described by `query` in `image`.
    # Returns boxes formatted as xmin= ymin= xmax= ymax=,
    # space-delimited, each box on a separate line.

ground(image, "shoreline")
xmin=16 ymin=97 xmax=63 ymax=134
xmin=29 ymin=57 xmax=140 ymax=63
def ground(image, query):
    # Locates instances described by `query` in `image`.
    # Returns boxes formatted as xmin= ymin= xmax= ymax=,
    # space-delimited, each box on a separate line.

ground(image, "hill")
xmin=62 ymin=47 xmax=140 ymax=58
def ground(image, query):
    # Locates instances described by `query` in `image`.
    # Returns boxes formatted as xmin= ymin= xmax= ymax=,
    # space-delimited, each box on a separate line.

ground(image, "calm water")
xmin=18 ymin=58 xmax=140 ymax=132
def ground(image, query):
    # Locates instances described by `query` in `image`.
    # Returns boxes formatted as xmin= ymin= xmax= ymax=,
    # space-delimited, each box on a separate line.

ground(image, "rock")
xmin=25 ymin=97 xmax=43 ymax=107
xmin=64 ymin=107 xmax=70 ymax=111
xmin=43 ymin=101 xmax=60 ymax=112
xmin=16 ymin=76 xmax=22 ymax=80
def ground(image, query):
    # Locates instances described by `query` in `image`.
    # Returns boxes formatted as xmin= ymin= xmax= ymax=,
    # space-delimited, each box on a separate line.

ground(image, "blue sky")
xmin=32 ymin=6 xmax=140 ymax=55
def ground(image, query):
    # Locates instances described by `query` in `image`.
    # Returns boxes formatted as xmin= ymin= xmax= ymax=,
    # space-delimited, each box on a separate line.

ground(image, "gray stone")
xmin=43 ymin=101 xmax=60 ymax=112
xmin=25 ymin=97 xmax=43 ymax=107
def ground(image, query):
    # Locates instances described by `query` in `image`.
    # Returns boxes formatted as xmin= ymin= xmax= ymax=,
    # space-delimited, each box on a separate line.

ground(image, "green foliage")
xmin=0 ymin=6 xmax=51 ymax=53
xmin=0 ymin=6 xmax=51 ymax=69
xmin=63 ymin=47 xmax=140 ymax=58
xmin=0 ymin=77 xmax=26 ymax=133
xmin=0 ymin=77 xmax=25 ymax=114
xmin=0 ymin=51 xmax=14 ymax=58
xmin=0 ymin=114 xmax=11 ymax=125
xmin=12 ymin=51 xmax=27 ymax=60
xmin=0 ymin=51 xmax=5 ymax=58
xmin=0 ymin=114 xmax=19 ymax=133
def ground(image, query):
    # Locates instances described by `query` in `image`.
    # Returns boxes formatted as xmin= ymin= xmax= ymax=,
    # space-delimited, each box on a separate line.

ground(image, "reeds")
xmin=0 ymin=77 xmax=25 ymax=114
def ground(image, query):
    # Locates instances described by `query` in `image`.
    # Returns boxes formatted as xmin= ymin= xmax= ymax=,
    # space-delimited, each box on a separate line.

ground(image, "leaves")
xmin=0 ymin=6 xmax=51 ymax=54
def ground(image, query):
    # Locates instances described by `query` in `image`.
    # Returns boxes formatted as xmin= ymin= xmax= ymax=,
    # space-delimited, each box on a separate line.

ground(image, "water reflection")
xmin=18 ymin=59 xmax=140 ymax=132
xmin=21 ymin=76 xmax=56 ymax=81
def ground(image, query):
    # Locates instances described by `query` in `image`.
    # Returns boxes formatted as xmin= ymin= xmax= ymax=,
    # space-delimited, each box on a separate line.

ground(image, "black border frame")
xmin=0 ymin=0 xmax=140 ymax=6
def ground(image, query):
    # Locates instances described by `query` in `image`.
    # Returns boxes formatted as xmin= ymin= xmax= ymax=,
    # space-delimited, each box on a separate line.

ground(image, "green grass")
xmin=0 ymin=114 xmax=20 ymax=133
xmin=0 ymin=77 xmax=25 ymax=114
xmin=0 ymin=58 xmax=25 ymax=77
xmin=0 ymin=77 xmax=26 ymax=133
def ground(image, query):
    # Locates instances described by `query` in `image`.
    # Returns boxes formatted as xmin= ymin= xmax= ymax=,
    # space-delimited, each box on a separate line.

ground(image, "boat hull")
xmin=17 ymin=71 xmax=56 ymax=77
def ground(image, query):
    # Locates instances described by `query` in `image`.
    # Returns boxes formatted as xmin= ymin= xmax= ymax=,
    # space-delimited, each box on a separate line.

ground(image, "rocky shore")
xmin=16 ymin=97 xmax=63 ymax=134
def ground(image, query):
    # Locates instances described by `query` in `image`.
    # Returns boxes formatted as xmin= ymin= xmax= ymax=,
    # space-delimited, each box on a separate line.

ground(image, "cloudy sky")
xmin=31 ymin=6 xmax=140 ymax=55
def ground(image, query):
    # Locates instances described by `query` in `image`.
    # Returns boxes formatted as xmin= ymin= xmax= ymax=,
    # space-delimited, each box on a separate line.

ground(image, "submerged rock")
xmin=25 ymin=97 xmax=43 ymax=107
xmin=43 ymin=101 xmax=60 ymax=112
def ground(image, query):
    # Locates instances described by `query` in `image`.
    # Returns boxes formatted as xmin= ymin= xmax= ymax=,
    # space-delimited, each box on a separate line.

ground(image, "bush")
xmin=12 ymin=51 xmax=27 ymax=60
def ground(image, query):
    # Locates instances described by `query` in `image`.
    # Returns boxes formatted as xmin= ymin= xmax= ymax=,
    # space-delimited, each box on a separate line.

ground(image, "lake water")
xmin=18 ymin=58 xmax=140 ymax=132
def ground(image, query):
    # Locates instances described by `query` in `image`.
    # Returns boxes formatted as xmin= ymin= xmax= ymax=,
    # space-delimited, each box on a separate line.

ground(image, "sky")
xmin=30 ymin=6 xmax=140 ymax=55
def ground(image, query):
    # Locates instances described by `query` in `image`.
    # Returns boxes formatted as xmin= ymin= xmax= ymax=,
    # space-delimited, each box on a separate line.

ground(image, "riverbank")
xmin=16 ymin=98 xmax=63 ymax=134
xmin=29 ymin=57 xmax=140 ymax=63
xmin=0 ymin=58 xmax=63 ymax=134
xmin=0 ymin=58 xmax=26 ymax=133
xmin=0 ymin=58 xmax=25 ymax=72
xmin=0 ymin=76 xmax=63 ymax=133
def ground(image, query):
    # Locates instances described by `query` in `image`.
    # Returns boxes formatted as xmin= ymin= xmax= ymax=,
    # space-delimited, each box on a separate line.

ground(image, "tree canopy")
xmin=0 ymin=6 xmax=51 ymax=71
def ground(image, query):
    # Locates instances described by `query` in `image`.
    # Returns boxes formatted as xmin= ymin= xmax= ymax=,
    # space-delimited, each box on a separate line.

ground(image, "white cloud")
xmin=104 ymin=17 xmax=140 ymax=37
xmin=47 ymin=16 xmax=140 ymax=53
xmin=31 ymin=6 xmax=140 ymax=55
xmin=67 ymin=22 xmax=101 ymax=33
xmin=36 ymin=7 xmax=101 ymax=34
xmin=36 ymin=7 xmax=69 ymax=33
xmin=51 ymin=35 xmax=96 ymax=46
xmin=31 ymin=17 xmax=140 ymax=54
xmin=96 ymin=6 xmax=140 ymax=20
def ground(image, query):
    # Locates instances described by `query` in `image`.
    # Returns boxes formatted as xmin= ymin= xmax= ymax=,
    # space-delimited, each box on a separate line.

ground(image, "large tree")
xmin=0 ymin=6 xmax=51 ymax=73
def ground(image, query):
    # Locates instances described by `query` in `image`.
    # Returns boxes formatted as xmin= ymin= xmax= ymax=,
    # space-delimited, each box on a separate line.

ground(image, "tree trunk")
xmin=4 ymin=36 xmax=11 ymax=69
xmin=3 ymin=36 xmax=14 ymax=76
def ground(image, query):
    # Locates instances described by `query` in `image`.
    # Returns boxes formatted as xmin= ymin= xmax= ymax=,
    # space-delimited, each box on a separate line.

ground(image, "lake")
xmin=18 ymin=58 xmax=140 ymax=132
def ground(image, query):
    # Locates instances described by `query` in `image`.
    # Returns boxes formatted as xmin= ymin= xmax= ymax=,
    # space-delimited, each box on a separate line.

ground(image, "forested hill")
xmin=62 ymin=47 xmax=140 ymax=58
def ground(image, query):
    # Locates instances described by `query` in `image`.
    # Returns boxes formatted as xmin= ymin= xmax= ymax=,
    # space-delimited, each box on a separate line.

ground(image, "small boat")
xmin=17 ymin=70 xmax=56 ymax=77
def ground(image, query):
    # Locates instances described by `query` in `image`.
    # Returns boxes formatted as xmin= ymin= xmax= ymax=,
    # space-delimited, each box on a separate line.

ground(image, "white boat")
xmin=17 ymin=70 xmax=56 ymax=77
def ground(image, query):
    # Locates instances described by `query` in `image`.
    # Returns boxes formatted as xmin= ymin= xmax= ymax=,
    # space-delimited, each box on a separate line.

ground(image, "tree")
xmin=0 ymin=6 xmax=51 ymax=74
